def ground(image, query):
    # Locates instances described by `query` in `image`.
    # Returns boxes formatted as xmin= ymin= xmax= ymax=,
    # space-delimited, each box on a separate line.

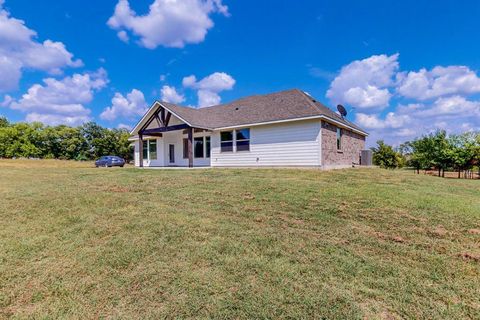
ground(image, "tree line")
xmin=0 ymin=116 xmax=132 ymax=161
xmin=372 ymin=130 xmax=480 ymax=178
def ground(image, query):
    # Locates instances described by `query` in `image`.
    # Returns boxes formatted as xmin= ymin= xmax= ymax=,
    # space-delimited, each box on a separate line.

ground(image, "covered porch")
xmin=132 ymin=103 xmax=212 ymax=168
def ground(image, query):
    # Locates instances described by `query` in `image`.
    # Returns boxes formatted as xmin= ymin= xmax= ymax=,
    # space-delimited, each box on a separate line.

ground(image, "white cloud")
xmin=118 ymin=123 xmax=132 ymax=130
xmin=355 ymin=112 xmax=410 ymax=130
xmin=100 ymin=89 xmax=148 ymax=121
xmin=184 ymin=72 xmax=235 ymax=91
xmin=0 ymin=94 xmax=12 ymax=107
xmin=25 ymin=113 xmax=91 ymax=126
xmin=397 ymin=66 xmax=480 ymax=100
xmin=326 ymin=54 xmax=399 ymax=110
xmin=328 ymin=54 xmax=480 ymax=146
xmin=413 ymin=96 xmax=480 ymax=118
xmin=182 ymin=75 xmax=197 ymax=88
xmin=160 ymin=85 xmax=185 ymax=104
xmin=182 ymin=72 xmax=235 ymax=107
xmin=197 ymin=90 xmax=221 ymax=107
xmin=0 ymin=2 xmax=82 ymax=92
xmin=107 ymin=0 xmax=229 ymax=49
xmin=117 ymin=30 xmax=129 ymax=43
xmin=0 ymin=56 xmax=21 ymax=92
xmin=342 ymin=85 xmax=391 ymax=110
xmin=9 ymin=69 xmax=108 ymax=126
xmin=361 ymin=97 xmax=480 ymax=146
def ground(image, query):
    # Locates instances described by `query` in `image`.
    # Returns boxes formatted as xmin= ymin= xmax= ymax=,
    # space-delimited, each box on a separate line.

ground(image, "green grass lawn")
xmin=0 ymin=160 xmax=479 ymax=319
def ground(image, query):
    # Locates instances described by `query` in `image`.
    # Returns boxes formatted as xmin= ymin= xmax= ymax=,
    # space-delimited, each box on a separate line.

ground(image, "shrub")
xmin=371 ymin=141 xmax=405 ymax=169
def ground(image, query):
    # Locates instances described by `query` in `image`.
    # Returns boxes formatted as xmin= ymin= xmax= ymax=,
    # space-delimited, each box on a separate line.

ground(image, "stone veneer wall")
xmin=321 ymin=121 xmax=366 ymax=168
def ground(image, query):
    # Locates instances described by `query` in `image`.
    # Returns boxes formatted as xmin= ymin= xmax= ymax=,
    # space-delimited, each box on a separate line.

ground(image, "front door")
xmin=169 ymin=144 xmax=175 ymax=164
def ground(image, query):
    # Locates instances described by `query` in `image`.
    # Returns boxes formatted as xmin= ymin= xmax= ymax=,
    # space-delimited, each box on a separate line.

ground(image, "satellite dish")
xmin=337 ymin=104 xmax=347 ymax=117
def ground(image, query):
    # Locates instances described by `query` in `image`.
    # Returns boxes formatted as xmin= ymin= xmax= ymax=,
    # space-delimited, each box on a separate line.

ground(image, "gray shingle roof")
xmin=137 ymin=89 xmax=367 ymax=135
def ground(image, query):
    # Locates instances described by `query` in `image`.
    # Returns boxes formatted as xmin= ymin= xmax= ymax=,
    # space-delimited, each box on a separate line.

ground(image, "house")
xmin=129 ymin=89 xmax=368 ymax=169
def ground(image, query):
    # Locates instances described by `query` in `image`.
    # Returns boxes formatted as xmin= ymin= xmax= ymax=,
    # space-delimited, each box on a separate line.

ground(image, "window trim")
xmin=183 ymin=135 xmax=211 ymax=159
xmin=220 ymin=130 xmax=234 ymax=153
xmin=142 ymin=139 xmax=157 ymax=161
xmin=235 ymin=128 xmax=250 ymax=152
xmin=220 ymin=129 xmax=251 ymax=153
xmin=336 ymin=127 xmax=342 ymax=151
xmin=194 ymin=136 xmax=204 ymax=158
xmin=142 ymin=140 xmax=148 ymax=160
xmin=149 ymin=139 xmax=157 ymax=160
xmin=183 ymin=138 xmax=188 ymax=159
xmin=205 ymin=136 xmax=211 ymax=158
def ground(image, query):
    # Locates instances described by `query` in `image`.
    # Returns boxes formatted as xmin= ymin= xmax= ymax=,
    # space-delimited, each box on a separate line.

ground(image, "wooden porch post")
xmin=187 ymin=127 xmax=193 ymax=168
xmin=139 ymin=134 xmax=144 ymax=168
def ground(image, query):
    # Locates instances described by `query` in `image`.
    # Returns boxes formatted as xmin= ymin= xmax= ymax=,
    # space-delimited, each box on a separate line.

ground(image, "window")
xmin=142 ymin=140 xmax=157 ymax=160
xmin=149 ymin=139 xmax=157 ymax=160
xmin=221 ymin=131 xmax=233 ymax=152
xmin=236 ymin=128 xmax=250 ymax=151
xmin=194 ymin=137 xmax=204 ymax=158
xmin=336 ymin=127 xmax=342 ymax=150
xmin=205 ymin=136 xmax=211 ymax=158
xmin=142 ymin=141 xmax=148 ymax=160
xmin=183 ymin=138 xmax=188 ymax=159
xmin=184 ymin=136 xmax=210 ymax=158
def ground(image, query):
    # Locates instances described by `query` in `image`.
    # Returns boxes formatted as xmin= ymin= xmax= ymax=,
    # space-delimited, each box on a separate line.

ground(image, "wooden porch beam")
xmin=187 ymin=127 xmax=193 ymax=168
xmin=144 ymin=133 xmax=163 ymax=137
xmin=164 ymin=112 xmax=172 ymax=127
xmin=154 ymin=114 xmax=163 ymax=128
xmin=140 ymin=124 xmax=190 ymax=135
xmin=160 ymin=108 xmax=166 ymax=125
xmin=140 ymin=107 xmax=161 ymax=133
xmin=139 ymin=134 xmax=144 ymax=167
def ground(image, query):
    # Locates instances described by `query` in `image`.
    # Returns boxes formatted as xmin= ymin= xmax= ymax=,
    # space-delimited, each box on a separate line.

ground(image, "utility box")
xmin=360 ymin=150 xmax=373 ymax=166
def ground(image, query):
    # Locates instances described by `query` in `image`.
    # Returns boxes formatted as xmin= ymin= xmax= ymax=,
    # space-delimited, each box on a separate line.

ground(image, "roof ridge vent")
xmin=302 ymin=90 xmax=313 ymax=97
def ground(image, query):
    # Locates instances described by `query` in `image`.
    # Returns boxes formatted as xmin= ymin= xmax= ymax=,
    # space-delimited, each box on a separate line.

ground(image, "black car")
xmin=95 ymin=156 xmax=125 ymax=167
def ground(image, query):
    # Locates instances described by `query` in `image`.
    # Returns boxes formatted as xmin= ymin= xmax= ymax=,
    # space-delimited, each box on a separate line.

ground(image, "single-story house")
xmin=129 ymin=89 xmax=368 ymax=169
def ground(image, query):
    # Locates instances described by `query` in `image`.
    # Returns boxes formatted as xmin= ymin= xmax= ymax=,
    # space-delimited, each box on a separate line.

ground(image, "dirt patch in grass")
xmin=429 ymin=226 xmax=449 ymax=238
xmin=373 ymin=231 xmax=407 ymax=244
xmin=468 ymin=229 xmax=480 ymax=235
xmin=458 ymin=252 xmax=480 ymax=263
xmin=242 ymin=192 xmax=256 ymax=200
xmin=107 ymin=186 xmax=132 ymax=193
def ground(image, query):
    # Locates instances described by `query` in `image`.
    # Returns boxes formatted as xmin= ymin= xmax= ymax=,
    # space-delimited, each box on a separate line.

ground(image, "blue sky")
xmin=1 ymin=0 xmax=479 ymax=145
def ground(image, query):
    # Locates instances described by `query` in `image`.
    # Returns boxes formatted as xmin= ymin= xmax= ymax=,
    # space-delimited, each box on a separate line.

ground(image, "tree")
xmin=371 ymin=141 xmax=405 ymax=169
xmin=448 ymin=133 xmax=476 ymax=178
xmin=0 ymin=116 xmax=9 ymax=128
xmin=408 ymin=131 xmax=450 ymax=177
xmin=0 ymin=117 xmax=133 ymax=161
xmin=80 ymin=122 xmax=105 ymax=159
xmin=474 ymin=133 xmax=480 ymax=178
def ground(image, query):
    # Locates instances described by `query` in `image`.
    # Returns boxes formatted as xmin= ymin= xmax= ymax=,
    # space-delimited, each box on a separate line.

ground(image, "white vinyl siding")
xmin=211 ymin=119 xmax=321 ymax=167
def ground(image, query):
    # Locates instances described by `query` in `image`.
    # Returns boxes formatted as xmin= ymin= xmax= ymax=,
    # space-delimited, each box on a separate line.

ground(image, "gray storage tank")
xmin=360 ymin=150 xmax=373 ymax=166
